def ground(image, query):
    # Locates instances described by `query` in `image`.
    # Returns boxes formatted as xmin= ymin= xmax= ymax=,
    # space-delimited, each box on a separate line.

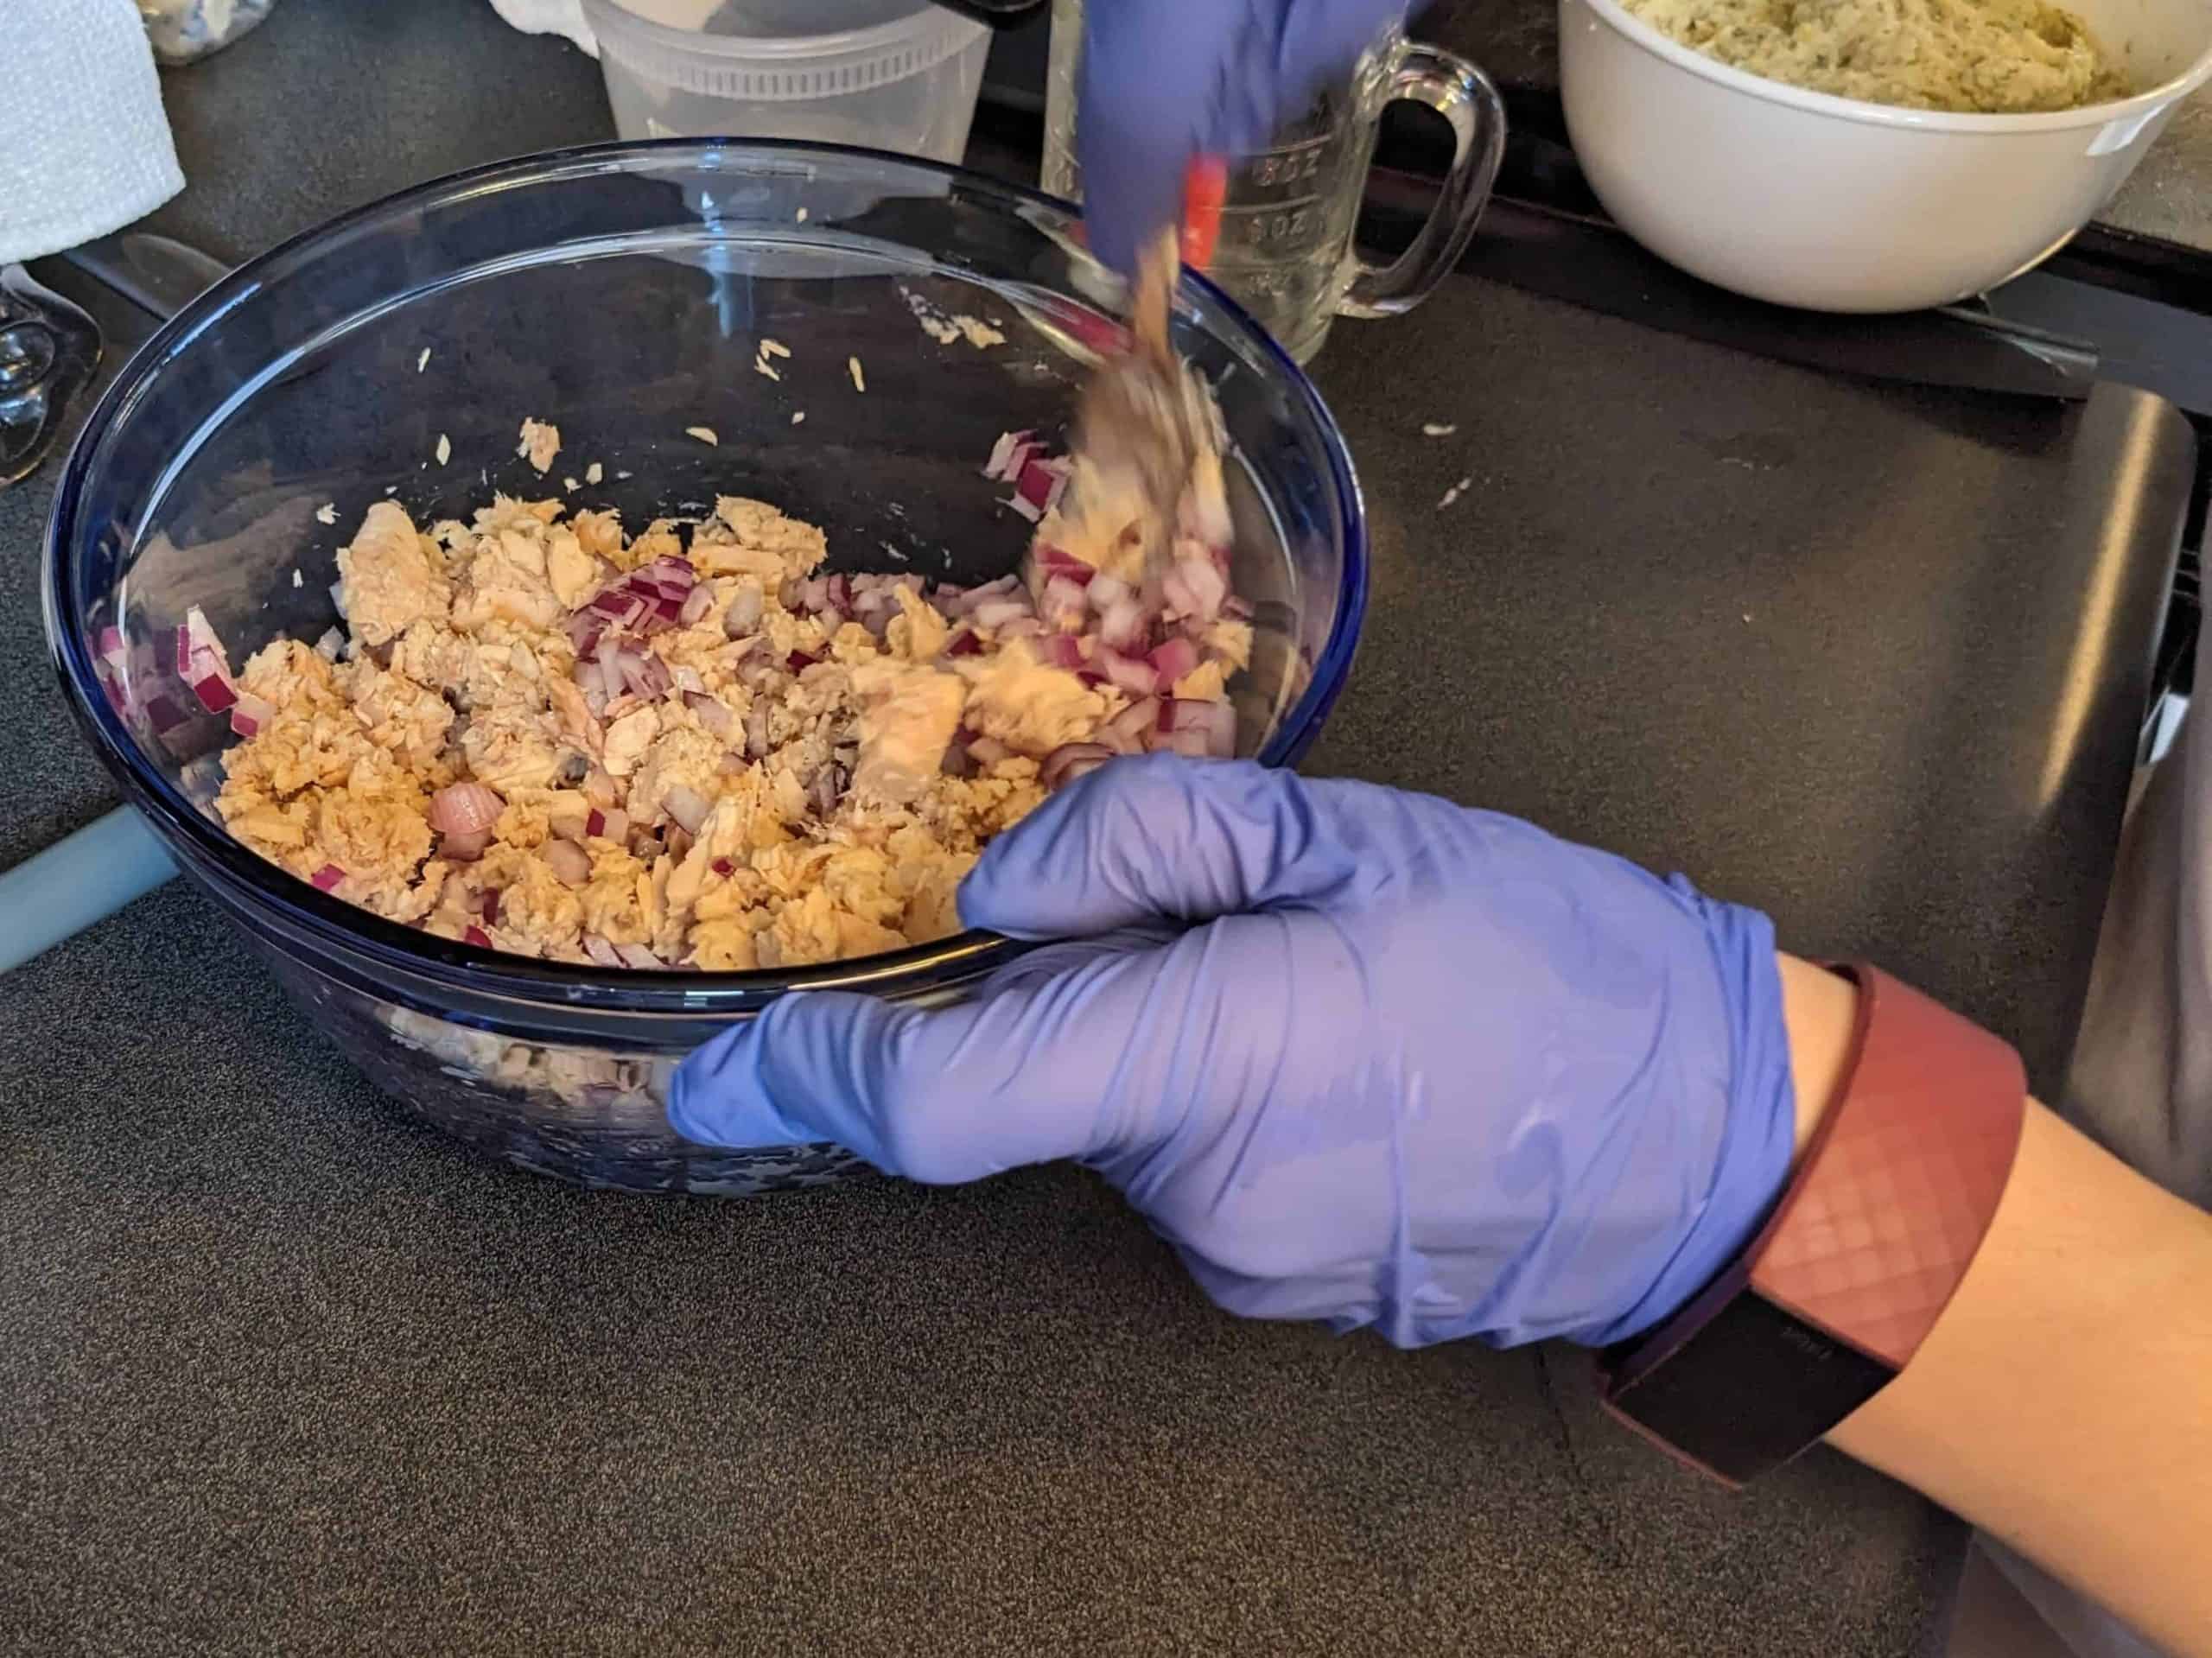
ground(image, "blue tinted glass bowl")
xmin=44 ymin=141 xmax=1367 ymax=1193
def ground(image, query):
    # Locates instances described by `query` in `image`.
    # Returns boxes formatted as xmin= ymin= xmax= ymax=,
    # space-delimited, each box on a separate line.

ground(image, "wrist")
xmin=1775 ymin=954 xmax=1859 ymax=1166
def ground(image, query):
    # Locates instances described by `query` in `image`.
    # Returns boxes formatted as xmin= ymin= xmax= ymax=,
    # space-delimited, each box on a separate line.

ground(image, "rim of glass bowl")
xmin=45 ymin=138 xmax=1369 ymax=1014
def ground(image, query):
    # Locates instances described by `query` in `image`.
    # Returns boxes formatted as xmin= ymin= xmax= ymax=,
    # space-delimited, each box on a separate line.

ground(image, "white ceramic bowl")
xmin=1559 ymin=0 xmax=2212 ymax=311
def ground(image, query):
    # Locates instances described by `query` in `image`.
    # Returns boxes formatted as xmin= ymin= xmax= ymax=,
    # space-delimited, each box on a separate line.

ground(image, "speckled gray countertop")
xmin=0 ymin=1 xmax=2185 ymax=1653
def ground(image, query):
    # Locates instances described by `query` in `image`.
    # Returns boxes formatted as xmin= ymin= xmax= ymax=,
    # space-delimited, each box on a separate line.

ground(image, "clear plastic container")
xmin=580 ymin=0 xmax=991 ymax=162
xmin=43 ymin=141 xmax=1367 ymax=1196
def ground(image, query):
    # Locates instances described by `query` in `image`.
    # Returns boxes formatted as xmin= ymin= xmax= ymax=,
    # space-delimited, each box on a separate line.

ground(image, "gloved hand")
xmin=670 ymin=759 xmax=1798 ymax=1349
xmin=1077 ymin=0 xmax=1411 ymax=275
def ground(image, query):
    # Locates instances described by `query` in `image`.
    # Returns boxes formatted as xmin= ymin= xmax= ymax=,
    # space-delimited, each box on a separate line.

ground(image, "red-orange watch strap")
xmin=1598 ymin=963 xmax=2027 ymax=1486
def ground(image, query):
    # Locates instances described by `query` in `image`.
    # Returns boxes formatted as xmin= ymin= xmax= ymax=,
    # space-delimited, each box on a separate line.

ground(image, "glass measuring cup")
xmin=1041 ymin=2 xmax=1507 ymax=362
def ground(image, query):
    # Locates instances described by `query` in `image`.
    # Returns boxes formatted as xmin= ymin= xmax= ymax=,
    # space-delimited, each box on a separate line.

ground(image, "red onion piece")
xmin=677 ymin=583 xmax=714 ymax=627
xmin=1147 ymin=638 xmax=1200 ymax=685
xmin=440 ymin=828 xmax=493 ymax=861
xmin=463 ymin=925 xmax=493 ymax=948
xmin=1039 ymin=574 xmax=1089 ymax=630
xmin=969 ymin=596 xmax=1032 ymax=631
xmin=1096 ymin=595 xmax=1148 ymax=652
xmin=966 ymin=734 xmax=1012 ymax=768
xmin=1040 ymin=742 xmax=1115 ymax=791
xmin=810 ymin=763 xmax=846 ymax=817
xmin=310 ymin=863 xmax=346 ymax=892
xmin=1104 ymin=696 xmax=1158 ymax=752
xmin=1041 ymin=633 xmax=1086 ymax=674
xmin=711 ymin=858 xmax=734 ymax=877
xmin=944 ymin=628 xmax=983 ymax=657
xmin=480 ymin=890 xmax=501 ymax=923
xmin=1163 ymin=555 xmax=1228 ymax=625
xmin=581 ymin=935 xmax=625 ymax=969
xmin=785 ymin=651 xmax=819 ymax=675
xmin=1004 ymin=492 xmax=1043 ymax=523
xmin=671 ymin=664 xmax=706 ymax=696
xmin=743 ymin=701 xmax=772 ymax=760
xmin=683 ymin=690 xmax=734 ymax=739
xmin=983 ymin=429 xmax=1038 ymax=481
xmin=230 ymin=689 xmax=276 ymax=739
xmin=615 ymin=943 xmax=664 ymax=969
xmin=315 ymin=627 xmax=346 ymax=662
xmin=1034 ymin=543 xmax=1094 ymax=587
xmin=582 ymin=765 xmax=618 ymax=808
xmin=825 ymin=574 xmax=854 ymax=618
xmin=429 ymin=781 xmax=505 ymax=836
xmin=543 ymin=838 xmax=592 ymax=886
xmin=663 ymin=784 xmax=711 ymax=836
xmin=1014 ymin=457 xmax=1066 ymax=511
xmin=1099 ymin=650 xmax=1158 ymax=698
xmin=1155 ymin=697 xmax=1236 ymax=759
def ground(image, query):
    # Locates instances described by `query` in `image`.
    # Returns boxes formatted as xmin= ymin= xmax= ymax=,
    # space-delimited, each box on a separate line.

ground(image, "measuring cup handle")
xmin=1338 ymin=41 xmax=1508 ymax=320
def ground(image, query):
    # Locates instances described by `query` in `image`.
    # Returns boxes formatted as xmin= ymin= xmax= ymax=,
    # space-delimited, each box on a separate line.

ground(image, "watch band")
xmin=1597 ymin=962 xmax=2026 ymax=1486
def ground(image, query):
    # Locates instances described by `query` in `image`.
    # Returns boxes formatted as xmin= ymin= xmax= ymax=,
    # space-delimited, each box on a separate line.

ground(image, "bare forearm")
xmin=1822 ymin=1101 xmax=2212 ymax=1655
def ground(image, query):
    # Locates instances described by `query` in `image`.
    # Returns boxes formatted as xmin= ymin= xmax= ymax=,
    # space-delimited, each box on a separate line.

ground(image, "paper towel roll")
xmin=0 ymin=0 xmax=186 ymax=265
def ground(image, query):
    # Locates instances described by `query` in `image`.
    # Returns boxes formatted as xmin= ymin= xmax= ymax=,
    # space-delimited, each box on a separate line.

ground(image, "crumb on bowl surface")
xmin=1620 ymin=0 xmax=2133 ymax=112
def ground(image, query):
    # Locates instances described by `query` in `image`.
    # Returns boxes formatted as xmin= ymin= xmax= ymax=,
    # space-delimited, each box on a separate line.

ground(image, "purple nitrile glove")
xmin=670 ymin=758 xmax=1798 ymax=1349
xmin=1077 ymin=0 xmax=1411 ymax=275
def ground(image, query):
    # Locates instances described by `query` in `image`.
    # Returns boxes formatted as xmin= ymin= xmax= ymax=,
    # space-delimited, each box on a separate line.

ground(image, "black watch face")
xmin=1603 ymin=1293 xmax=1894 ymax=1485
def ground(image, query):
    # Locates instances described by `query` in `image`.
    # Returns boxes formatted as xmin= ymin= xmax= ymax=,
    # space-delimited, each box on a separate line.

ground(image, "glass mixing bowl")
xmin=44 ymin=141 xmax=1367 ymax=1194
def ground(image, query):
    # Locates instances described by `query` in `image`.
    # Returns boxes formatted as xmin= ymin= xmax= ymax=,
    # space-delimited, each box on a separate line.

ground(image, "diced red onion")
xmin=463 ymin=925 xmax=493 ymax=948
xmin=743 ymin=702 xmax=772 ymax=760
xmin=440 ymin=828 xmax=493 ymax=861
xmin=785 ymin=651 xmax=819 ymax=674
xmin=1096 ymin=595 xmax=1148 ymax=652
xmin=543 ymin=838 xmax=592 ymax=886
xmin=1039 ymin=575 xmax=1089 ymax=630
xmin=1033 ymin=543 xmax=1093 ymax=587
xmin=429 ymin=780 xmax=505 ymax=836
xmin=614 ymin=645 xmax=672 ymax=701
xmin=581 ymin=935 xmax=625 ymax=969
xmin=722 ymin=581 xmax=764 ymax=638
xmin=480 ymin=890 xmax=501 ymax=923
xmin=1163 ymin=555 xmax=1228 ymax=625
xmin=982 ymin=429 xmax=1035 ymax=481
xmin=230 ymin=689 xmax=276 ymax=739
xmin=677 ymin=583 xmax=714 ymax=627
xmin=1154 ymin=697 xmax=1237 ymax=759
xmin=1004 ymin=492 xmax=1043 ymax=524
xmin=969 ymin=597 xmax=1032 ymax=631
xmin=710 ymin=858 xmax=734 ymax=877
xmin=1099 ymin=650 xmax=1158 ymax=697
xmin=1147 ymin=637 xmax=1200 ymax=685
xmin=1040 ymin=742 xmax=1115 ymax=791
xmin=810 ymin=763 xmax=845 ymax=817
xmin=1040 ymin=633 xmax=1086 ymax=673
xmin=145 ymin=692 xmax=192 ymax=733
xmin=683 ymin=691 xmax=733 ymax=739
xmin=671 ymin=664 xmax=706 ymax=696
xmin=825 ymin=574 xmax=854 ymax=619
xmin=1103 ymin=696 xmax=1158 ymax=753
xmin=582 ymin=765 xmax=618 ymax=808
xmin=995 ymin=617 xmax=1044 ymax=641
xmin=315 ymin=627 xmax=345 ymax=663
xmin=615 ymin=943 xmax=664 ymax=969
xmin=1087 ymin=573 xmax=1132 ymax=610
xmin=585 ymin=806 xmax=629 ymax=842
xmin=663 ymin=784 xmax=711 ymax=836
xmin=966 ymin=734 xmax=1012 ymax=768
xmin=311 ymin=863 xmax=346 ymax=892
xmin=1014 ymin=456 xmax=1069 ymax=512
xmin=944 ymin=628 xmax=982 ymax=657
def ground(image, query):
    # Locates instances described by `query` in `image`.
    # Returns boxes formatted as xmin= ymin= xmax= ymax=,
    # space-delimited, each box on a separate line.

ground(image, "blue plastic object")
xmin=0 ymin=807 xmax=177 ymax=975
